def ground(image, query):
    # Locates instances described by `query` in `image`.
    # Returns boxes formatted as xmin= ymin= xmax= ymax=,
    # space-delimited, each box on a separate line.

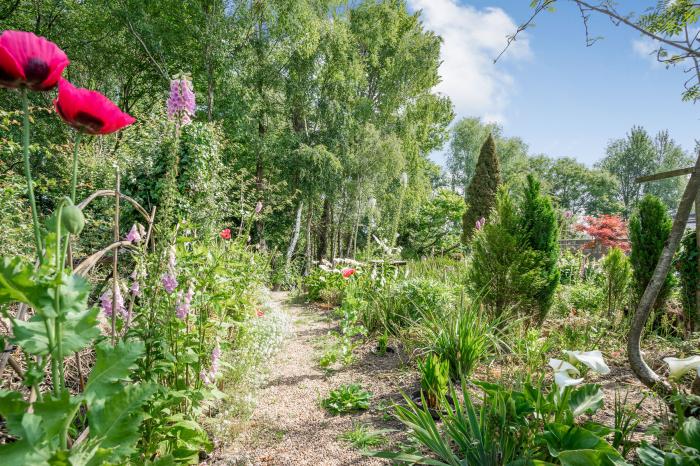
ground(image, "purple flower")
xmin=475 ymin=217 xmax=486 ymax=231
xmin=161 ymin=273 xmax=178 ymax=294
xmin=201 ymin=341 xmax=221 ymax=385
xmin=100 ymin=286 xmax=126 ymax=318
xmin=167 ymin=76 xmax=196 ymax=126
xmin=564 ymin=210 xmax=573 ymax=219
xmin=175 ymin=285 xmax=194 ymax=320
xmin=125 ymin=224 xmax=141 ymax=243
xmin=255 ymin=200 xmax=263 ymax=214
xmin=130 ymin=280 xmax=141 ymax=297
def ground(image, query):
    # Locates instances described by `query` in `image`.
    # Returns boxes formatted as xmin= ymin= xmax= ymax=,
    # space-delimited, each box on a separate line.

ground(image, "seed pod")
xmin=61 ymin=204 xmax=85 ymax=235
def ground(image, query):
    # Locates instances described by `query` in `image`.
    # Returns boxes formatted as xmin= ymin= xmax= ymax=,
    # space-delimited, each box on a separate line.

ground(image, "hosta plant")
xmin=321 ymin=383 xmax=372 ymax=415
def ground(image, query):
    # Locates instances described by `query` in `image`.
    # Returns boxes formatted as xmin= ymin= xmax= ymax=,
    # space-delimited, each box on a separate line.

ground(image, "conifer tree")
xmin=462 ymin=133 xmax=500 ymax=243
xmin=629 ymin=194 xmax=675 ymax=318
xmin=520 ymin=174 xmax=560 ymax=323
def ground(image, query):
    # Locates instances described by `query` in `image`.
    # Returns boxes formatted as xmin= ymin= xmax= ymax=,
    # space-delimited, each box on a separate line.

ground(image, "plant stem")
xmin=70 ymin=132 xmax=83 ymax=203
xmin=21 ymin=89 xmax=42 ymax=262
xmin=54 ymin=202 xmax=66 ymax=395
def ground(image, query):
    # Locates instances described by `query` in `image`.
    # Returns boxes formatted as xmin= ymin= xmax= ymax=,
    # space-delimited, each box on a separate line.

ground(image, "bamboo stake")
xmin=111 ymin=168 xmax=120 ymax=346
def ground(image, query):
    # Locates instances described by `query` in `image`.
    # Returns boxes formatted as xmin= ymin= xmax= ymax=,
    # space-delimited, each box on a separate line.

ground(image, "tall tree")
xmin=461 ymin=133 xmax=500 ymax=243
xmin=597 ymin=126 xmax=657 ymax=216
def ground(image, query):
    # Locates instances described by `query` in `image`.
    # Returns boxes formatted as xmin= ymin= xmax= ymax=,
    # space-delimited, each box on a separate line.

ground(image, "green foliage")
xmin=467 ymin=189 xmax=545 ymax=320
xmin=675 ymin=230 xmax=699 ymax=329
xmin=462 ymin=133 xmax=501 ymax=243
xmin=402 ymin=188 xmax=466 ymax=256
xmin=370 ymin=379 xmax=626 ymax=465
xmin=629 ymin=194 xmax=675 ymax=314
xmin=520 ymin=174 xmax=560 ymax=322
xmin=321 ymin=384 xmax=372 ymax=415
xmin=418 ymin=354 xmax=450 ymax=409
xmin=417 ymin=300 xmax=498 ymax=380
xmin=638 ymin=417 xmax=700 ymax=465
xmin=338 ymin=422 xmax=392 ymax=450
xmin=601 ymin=247 xmax=632 ymax=318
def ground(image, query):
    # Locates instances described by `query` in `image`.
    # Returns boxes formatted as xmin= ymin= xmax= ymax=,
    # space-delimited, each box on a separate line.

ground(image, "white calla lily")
xmin=663 ymin=355 xmax=700 ymax=381
xmin=564 ymin=350 xmax=611 ymax=375
xmin=553 ymin=371 xmax=585 ymax=392
xmin=548 ymin=358 xmax=579 ymax=376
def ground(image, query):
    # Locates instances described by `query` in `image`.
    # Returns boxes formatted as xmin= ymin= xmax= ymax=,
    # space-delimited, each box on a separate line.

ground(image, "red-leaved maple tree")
xmin=576 ymin=214 xmax=630 ymax=252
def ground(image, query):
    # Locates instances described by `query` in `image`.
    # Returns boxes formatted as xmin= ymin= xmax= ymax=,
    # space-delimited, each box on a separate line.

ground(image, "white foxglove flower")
xmin=564 ymin=350 xmax=611 ymax=375
xmin=663 ymin=355 xmax=700 ymax=381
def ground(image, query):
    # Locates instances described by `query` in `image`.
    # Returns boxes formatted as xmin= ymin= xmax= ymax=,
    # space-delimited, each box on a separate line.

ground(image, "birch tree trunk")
xmin=285 ymin=200 xmax=304 ymax=276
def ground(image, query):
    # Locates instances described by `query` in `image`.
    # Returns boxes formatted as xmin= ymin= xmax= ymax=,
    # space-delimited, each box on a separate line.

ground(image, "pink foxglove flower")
xmin=100 ymin=287 xmax=126 ymax=318
xmin=167 ymin=76 xmax=196 ymax=126
xmin=201 ymin=341 xmax=221 ymax=385
xmin=130 ymin=280 xmax=141 ymax=297
xmin=176 ymin=285 xmax=194 ymax=320
xmin=475 ymin=217 xmax=486 ymax=231
xmin=125 ymin=224 xmax=141 ymax=243
xmin=161 ymin=273 xmax=178 ymax=294
xmin=255 ymin=201 xmax=263 ymax=214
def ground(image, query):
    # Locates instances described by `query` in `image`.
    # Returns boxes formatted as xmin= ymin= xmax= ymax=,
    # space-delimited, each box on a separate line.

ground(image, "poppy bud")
xmin=61 ymin=203 xmax=85 ymax=234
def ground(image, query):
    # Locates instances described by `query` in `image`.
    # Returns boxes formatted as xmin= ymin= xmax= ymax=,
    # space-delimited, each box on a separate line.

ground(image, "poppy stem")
xmin=70 ymin=132 xmax=82 ymax=203
xmin=21 ymin=88 xmax=42 ymax=262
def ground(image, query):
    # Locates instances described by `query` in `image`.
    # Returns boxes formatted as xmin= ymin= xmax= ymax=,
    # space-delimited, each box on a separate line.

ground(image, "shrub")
xmin=321 ymin=384 xmax=372 ymax=415
xmin=629 ymin=194 xmax=675 ymax=315
xmin=576 ymin=214 xmax=630 ymax=252
xmin=519 ymin=174 xmax=560 ymax=322
xmin=467 ymin=189 xmax=545 ymax=320
xmin=462 ymin=133 xmax=500 ymax=243
xmin=601 ymin=247 xmax=632 ymax=318
xmin=676 ymin=230 xmax=699 ymax=331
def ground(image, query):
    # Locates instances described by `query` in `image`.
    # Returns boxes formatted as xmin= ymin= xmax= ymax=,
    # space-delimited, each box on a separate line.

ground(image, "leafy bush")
xmin=675 ymin=230 xmax=699 ymax=331
xmin=638 ymin=417 xmax=700 ymax=465
xmin=601 ymin=247 xmax=632 ymax=318
xmin=321 ymin=384 xmax=372 ymax=415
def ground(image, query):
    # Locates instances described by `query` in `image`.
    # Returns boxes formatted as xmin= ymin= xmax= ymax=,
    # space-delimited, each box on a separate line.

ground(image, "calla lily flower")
xmin=564 ymin=350 xmax=611 ymax=375
xmin=549 ymin=358 xmax=583 ymax=393
xmin=663 ymin=355 xmax=700 ymax=381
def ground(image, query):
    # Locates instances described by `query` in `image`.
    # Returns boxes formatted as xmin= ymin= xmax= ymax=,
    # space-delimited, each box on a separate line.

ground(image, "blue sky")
xmin=408 ymin=1 xmax=698 ymax=167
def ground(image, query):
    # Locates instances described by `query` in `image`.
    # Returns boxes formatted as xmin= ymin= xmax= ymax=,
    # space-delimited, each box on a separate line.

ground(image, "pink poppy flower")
xmin=54 ymin=78 xmax=135 ymax=134
xmin=0 ymin=30 xmax=69 ymax=91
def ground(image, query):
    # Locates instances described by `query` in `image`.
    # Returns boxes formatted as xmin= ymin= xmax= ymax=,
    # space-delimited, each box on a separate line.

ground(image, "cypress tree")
xmin=462 ymin=133 xmax=500 ymax=243
xmin=520 ymin=174 xmax=560 ymax=323
xmin=629 ymin=194 xmax=675 ymax=318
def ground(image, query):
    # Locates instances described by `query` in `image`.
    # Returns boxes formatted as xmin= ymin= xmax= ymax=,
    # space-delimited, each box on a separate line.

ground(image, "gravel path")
xmin=218 ymin=291 xmax=414 ymax=466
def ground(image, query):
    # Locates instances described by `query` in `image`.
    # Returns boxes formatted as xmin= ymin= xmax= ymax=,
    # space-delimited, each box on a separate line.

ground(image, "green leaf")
xmin=569 ymin=384 xmax=604 ymax=417
xmin=84 ymin=340 xmax=145 ymax=404
xmin=87 ymin=383 xmax=157 ymax=462
xmin=12 ymin=307 xmax=100 ymax=357
xmin=676 ymin=417 xmax=700 ymax=449
xmin=636 ymin=444 xmax=665 ymax=466
xmin=33 ymin=392 xmax=81 ymax=439
xmin=0 ymin=389 xmax=29 ymax=432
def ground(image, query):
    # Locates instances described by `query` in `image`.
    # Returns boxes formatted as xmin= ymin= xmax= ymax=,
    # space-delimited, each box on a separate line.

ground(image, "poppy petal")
xmin=0 ymin=43 xmax=24 ymax=87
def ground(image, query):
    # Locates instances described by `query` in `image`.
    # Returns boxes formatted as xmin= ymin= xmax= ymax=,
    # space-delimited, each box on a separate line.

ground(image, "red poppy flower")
xmin=341 ymin=268 xmax=356 ymax=278
xmin=219 ymin=228 xmax=231 ymax=240
xmin=54 ymin=78 xmax=135 ymax=134
xmin=0 ymin=30 xmax=69 ymax=91
xmin=256 ymin=309 xmax=264 ymax=318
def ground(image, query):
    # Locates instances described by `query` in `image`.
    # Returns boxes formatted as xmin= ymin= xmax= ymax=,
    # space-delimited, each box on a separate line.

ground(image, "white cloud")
xmin=409 ymin=0 xmax=531 ymax=124
xmin=632 ymin=37 xmax=663 ymax=68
